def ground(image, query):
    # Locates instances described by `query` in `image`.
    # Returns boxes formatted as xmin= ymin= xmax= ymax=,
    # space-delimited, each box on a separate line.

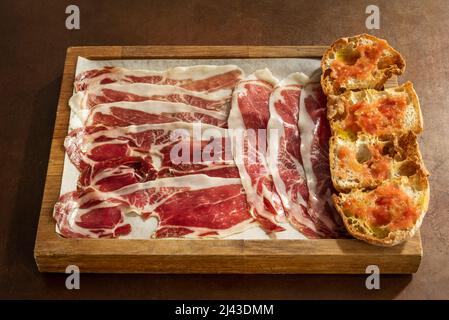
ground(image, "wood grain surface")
xmin=33 ymin=45 xmax=421 ymax=274
xmin=1 ymin=0 xmax=448 ymax=299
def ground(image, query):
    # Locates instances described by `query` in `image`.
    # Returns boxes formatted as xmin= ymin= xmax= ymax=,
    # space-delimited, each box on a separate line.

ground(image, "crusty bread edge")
xmin=320 ymin=33 xmax=406 ymax=96
xmin=332 ymin=169 xmax=430 ymax=246
xmin=329 ymin=135 xmax=342 ymax=192
xmin=401 ymin=81 xmax=424 ymax=134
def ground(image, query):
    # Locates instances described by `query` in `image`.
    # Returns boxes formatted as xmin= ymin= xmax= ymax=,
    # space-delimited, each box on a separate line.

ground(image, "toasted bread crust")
xmin=332 ymin=169 xmax=429 ymax=246
xmin=322 ymin=35 xmax=429 ymax=246
xmin=321 ymin=34 xmax=406 ymax=96
xmin=406 ymin=81 xmax=424 ymax=133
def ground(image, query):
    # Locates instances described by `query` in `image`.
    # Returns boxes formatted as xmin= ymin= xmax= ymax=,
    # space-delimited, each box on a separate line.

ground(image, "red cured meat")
xmin=65 ymin=123 xmax=238 ymax=191
xmin=267 ymin=73 xmax=325 ymax=238
xmin=85 ymin=101 xmax=228 ymax=128
xmin=298 ymin=77 xmax=347 ymax=237
xmin=228 ymin=69 xmax=286 ymax=233
xmin=69 ymin=83 xmax=231 ymax=123
xmin=54 ymin=175 xmax=255 ymax=239
xmin=74 ymin=65 xmax=243 ymax=93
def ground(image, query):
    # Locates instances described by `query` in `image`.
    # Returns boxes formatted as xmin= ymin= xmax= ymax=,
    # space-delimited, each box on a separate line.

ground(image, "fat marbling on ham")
xmin=85 ymin=100 xmax=228 ymax=128
xmin=228 ymin=69 xmax=286 ymax=233
xmin=74 ymin=64 xmax=243 ymax=94
xmin=297 ymin=72 xmax=346 ymax=237
xmin=69 ymin=83 xmax=232 ymax=123
xmin=266 ymin=72 xmax=321 ymax=238
xmin=64 ymin=122 xmax=239 ymax=191
xmin=54 ymin=174 xmax=255 ymax=239
xmin=267 ymin=72 xmax=345 ymax=238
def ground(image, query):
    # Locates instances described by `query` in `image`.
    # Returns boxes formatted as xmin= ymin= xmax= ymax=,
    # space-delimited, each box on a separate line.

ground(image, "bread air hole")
xmin=336 ymin=47 xmax=361 ymax=66
xmin=381 ymin=141 xmax=395 ymax=157
xmin=398 ymin=160 xmax=419 ymax=177
xmin=356 ymin=144 xmax=372 ymax=163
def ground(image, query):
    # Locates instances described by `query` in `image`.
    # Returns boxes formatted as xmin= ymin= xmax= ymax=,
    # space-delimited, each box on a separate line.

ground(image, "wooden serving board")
xmin=34 ymin=46 xmax=422 ymax=274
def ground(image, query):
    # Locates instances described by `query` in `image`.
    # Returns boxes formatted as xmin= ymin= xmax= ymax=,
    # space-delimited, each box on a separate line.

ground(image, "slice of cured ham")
xmin=228 ymin=69 xmax=286 ymax=232
xmin=85 ymin=100 xmax=228 ymax=128
xmin=267 ymin=72 xmax=325 ymax=238
xmin=65 ymin=122 xmax=238 ymax=191
xmin=69 ymin=83 xmax=231 ymax=122
xmin=298 ymin=72 xmax=346 ymax=237
xmin=74 ymin=64 xmax=244 ymax=95
xmin=54 ymin=175 xmax=255 ymax=239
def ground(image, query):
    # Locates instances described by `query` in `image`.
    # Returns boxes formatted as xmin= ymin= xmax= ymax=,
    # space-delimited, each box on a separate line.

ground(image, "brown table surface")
xmin=1 ymin=0 xmax=448 ymax=299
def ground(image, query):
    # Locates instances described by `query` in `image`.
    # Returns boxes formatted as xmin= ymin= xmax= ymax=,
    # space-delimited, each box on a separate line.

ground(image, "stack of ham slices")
xmin=54 ymin=63 xmax=346 ymax=239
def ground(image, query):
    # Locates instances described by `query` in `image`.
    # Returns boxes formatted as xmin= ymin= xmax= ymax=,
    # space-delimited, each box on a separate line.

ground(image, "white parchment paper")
xmin=60 ymin=57 xmax=322 ymax=240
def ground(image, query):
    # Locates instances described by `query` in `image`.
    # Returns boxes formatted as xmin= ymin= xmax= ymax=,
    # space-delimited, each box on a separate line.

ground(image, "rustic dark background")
xmin=0 ymin=0 xmax=448 ymax=299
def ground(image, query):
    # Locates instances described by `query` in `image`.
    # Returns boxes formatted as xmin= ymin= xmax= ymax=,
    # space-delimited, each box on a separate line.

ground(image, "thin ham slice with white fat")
xmin=228 ymin=69 xmax=286 ymax=233
xmin=65 ymin=122 xmax=238 ymax=191
xmin=74 ymin=65 xmax=244 ymax=95
xmin=54 ymin=175 xmax=255 ymax=239
xmin=69 ymin=83 xmax=231 ymax=123
xmin=267 ymin=72 xmax=326 ymax=238
xmin=85 ymin=100 xmax=228 ymax=128
xmin=298 ymin=72 xmax=346 ymax=237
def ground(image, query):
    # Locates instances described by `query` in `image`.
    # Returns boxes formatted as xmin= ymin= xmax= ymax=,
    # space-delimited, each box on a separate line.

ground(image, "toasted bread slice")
xmin=327 ymin=82 xmax=422 ymax=139
xmin=330 ymin=132 xmax=426 ymax=192
xmin=321 ymin=34 xmax=405 ymax=95
xmin=333 ymin=168 xmax=429 ymax=246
